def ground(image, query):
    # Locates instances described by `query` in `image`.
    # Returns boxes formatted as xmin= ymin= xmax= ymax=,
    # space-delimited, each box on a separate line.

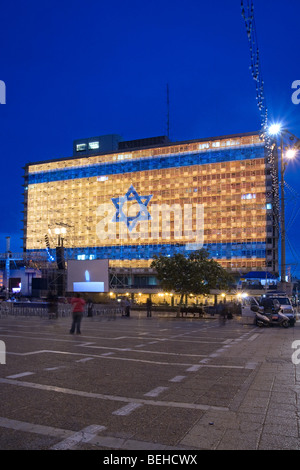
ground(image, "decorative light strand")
xmin=241 ymin=0 xmax=280 ymax=237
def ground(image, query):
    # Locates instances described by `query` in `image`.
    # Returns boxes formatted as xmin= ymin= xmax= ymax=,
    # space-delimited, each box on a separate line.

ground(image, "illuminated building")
xmin=22 ymin=131 xmax=279 ymax=289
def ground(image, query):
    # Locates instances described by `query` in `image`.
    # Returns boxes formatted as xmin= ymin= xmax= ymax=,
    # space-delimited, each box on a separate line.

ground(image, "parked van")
xmin=241 ymin=295 xmax=259 ymax=318
xmin=259 ymin=292 xmax=295 ymax=326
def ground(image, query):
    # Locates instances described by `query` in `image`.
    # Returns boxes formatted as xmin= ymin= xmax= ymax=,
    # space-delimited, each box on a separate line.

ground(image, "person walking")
xmin=217 ymin=301 xmax=227 ymax=323
xmin=70 ymin=293 xmax=85 ymax=334
xmin=125 ymin=298 xmax=131 ymax=317
xmin=146 ymin=298 xmax=152 ymax=317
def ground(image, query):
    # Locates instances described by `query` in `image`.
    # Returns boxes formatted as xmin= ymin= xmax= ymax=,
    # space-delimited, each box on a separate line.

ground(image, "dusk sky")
xmin=0 ymin=0 xmax=299 ymax=275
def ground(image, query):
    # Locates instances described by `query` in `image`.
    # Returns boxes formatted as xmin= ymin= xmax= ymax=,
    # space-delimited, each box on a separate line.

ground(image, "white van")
xmin=241 ymin=295 xmax=259 ymax=318
xmin=259 ymin=292 xmax=295 ymax=325
xmin=260 ymin=292 xmax=294 ymax=312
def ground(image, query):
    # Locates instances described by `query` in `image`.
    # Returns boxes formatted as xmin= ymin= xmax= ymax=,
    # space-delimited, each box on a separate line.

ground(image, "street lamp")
xmin=286 ymin=148 xmax=297 ymax=160
xmin=269 ymin=123 xmax=282 ymax=136
xmin=54 ymin=227 xmax=67 ymax=297
xmin=268 ymin=124 xmax=299 ymax=286
xmin=54 ymin=227 xmax=66 ymax=246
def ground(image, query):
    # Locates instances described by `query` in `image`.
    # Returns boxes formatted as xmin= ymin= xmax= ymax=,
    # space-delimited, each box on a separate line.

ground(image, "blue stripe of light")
xmin=27 ymin=241 xmax=266 ymax=261
xmin=27 ymin=145 xmax=265 ymax=185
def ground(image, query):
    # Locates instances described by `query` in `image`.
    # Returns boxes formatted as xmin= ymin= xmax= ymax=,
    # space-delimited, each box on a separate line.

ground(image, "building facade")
xmin=22 ymin=131 xmax=279 ymax=290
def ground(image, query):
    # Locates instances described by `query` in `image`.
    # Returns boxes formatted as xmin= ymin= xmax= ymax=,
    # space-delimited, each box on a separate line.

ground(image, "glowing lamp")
xmin=286 ymin=148 xmax=297 ymax=159
xmin=269 ymin=123 xmax=282 ymax=135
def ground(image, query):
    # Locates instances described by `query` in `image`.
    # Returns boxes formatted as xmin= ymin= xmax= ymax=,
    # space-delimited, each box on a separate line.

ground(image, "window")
xmin=241 ymin=193 xmax=256 ymax=200
xmin=198 ymin=143 xmax=209 ymax=149
xmin=76 ymin=143 xmax=87 ymax=152
xmin=88 ymin=141 xmax=100 ymax=150
xmin=97 ymin=176 xmax=108 ymax=182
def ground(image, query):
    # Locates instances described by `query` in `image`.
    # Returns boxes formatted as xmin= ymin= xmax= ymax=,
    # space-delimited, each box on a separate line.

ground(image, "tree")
xmin=151 ymin=248 xmax=234 ymax=305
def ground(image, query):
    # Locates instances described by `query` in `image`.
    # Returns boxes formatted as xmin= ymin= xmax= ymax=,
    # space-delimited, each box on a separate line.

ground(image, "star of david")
xmin=111 ymin=185 xmax=153 ymax=232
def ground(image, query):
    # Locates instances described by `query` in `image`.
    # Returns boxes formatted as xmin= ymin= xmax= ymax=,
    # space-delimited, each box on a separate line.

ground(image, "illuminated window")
xmin=199 ymin=143 xmax=209 ymax=149
xmin=76 ymin=143 xmax=87 ymax=152
xmin=97 ymin=176 xmax=108 ymax=182
xmin=88 ymin=141 xmax=99 ymax=150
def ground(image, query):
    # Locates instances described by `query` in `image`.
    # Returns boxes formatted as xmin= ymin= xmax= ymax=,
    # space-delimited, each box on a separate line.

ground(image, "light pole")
xmin=280 ymin=135 xmax=286 ymax=285
xmin=269 ymin=124 xmax=299 ymax=286
xmin=54 ymin=227 xmax=67 ymax=296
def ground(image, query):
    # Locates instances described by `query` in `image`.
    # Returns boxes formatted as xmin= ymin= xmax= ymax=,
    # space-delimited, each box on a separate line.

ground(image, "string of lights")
xmin=241 ymin=0 xmax=280 ymax=239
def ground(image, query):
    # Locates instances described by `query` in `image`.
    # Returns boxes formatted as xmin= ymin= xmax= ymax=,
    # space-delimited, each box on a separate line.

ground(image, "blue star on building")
xmin=111 ymin=185 xmax=153 ymax=232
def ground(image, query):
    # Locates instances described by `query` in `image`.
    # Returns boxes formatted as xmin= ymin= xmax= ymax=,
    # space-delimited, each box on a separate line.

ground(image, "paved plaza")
xmin=0 ymin=310 xmax=300 ymax=451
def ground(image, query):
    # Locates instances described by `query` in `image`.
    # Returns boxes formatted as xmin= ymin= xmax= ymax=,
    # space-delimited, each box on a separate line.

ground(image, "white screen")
xmin=67 ymin=259 xmax=109 ymax=292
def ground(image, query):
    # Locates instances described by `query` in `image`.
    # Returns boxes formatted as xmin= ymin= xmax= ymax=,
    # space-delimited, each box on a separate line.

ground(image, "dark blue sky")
xmin=1 ymin=0 xmax=299 ymax=275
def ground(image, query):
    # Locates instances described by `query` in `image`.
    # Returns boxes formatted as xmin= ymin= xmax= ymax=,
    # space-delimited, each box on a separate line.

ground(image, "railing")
xmin=0 ymin=302 xmax=122 ymax=321
xmin=90 ymin=305 xmax=122 ymax=320
xmin=0 ymin=302 xmax=70 ymax=318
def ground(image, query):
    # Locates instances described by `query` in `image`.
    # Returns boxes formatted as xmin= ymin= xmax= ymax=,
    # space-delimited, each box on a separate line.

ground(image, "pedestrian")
xmin=217 ymin=301 xmax=226 ymax=320
xmin=146 ymin=298 xmax=152 ymax=317
xmin=198 ymin=302 xmax=204 ymax=317
xmin=121 ymin=298 xmax=126 ymax=316
xmin=70 ymin=293 xmax=85 ymax=334
xmin=227 ymin=301 xmax=234 ymax=319
xmin=125 ymin=298 xmax=131 ymax=317
xmin=87 ymin=298 xmax=93 ymax=317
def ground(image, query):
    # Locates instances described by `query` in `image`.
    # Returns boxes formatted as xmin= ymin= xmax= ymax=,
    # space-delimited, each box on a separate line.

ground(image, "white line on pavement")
xmin=0 ymin=378 xmax=228 ymax=412
xmin=0 ymin=416 xmax=190 ymax=450
xmin=75 ymin=357 xmax=94 ymax=363
xmin=144 ymin=386 xmax=169 ymax=397
xmin=6 ymin=372 xmax=34 ymax=379
xmin=50 ymin=424 xmax=106 ymax=450
xmin=0 ymin=416 xmax=74 ymax=439
xmin=186 ymin=365 xmax=203 ymax=372
xmin=112 ymin=403 xmax=143 ymax=416
xmin=169 ymin=375 xmax=186 ymax=383
xmin=5 ymin=349 xmax=203 ymax=367
xmin=248 ymin=334 xmax=260 ymax=341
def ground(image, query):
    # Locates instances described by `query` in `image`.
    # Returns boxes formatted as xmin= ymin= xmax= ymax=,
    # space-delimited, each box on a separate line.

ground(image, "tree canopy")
xmin=151 ymin=249 xmax=234 ymax=303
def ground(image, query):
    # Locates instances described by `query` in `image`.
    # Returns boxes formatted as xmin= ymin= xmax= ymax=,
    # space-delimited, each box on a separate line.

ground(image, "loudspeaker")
xmin=32 ymin=278 xmax=48 ymax=290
